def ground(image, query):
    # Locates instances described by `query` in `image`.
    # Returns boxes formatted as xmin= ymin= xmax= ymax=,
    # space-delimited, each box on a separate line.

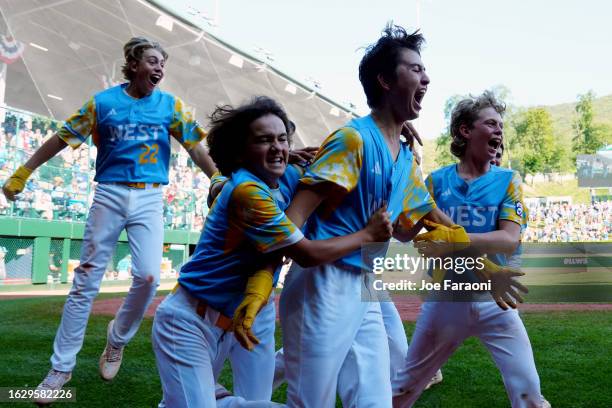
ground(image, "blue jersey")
xmin=209 ymin=164 xmax=304 ymax=210
xmin=57 ymin=83 xmax=205 ymax=184
xmin=426 ymin=164 xmax=526 ymax=281
xmin=301 ymin=115 xmax=436 ymax=271
xmin=179 ymin=167 xmax=304 ymax=317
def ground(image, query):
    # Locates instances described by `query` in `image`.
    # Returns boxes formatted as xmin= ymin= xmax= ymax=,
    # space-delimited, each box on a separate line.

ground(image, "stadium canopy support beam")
xmin=61 ymin=239 xmax=70 ymax=284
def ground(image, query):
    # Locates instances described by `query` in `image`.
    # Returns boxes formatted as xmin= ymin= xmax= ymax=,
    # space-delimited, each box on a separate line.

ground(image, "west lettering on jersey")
xmin=108 ymin=124 xmax=164 ymax=142
xmin=441 ymin=205 xmax=498 ymax=228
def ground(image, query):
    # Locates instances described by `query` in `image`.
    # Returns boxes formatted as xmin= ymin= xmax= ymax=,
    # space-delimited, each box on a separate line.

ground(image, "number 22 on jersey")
xmin=139 ymin=143 xmax=159 ymax=164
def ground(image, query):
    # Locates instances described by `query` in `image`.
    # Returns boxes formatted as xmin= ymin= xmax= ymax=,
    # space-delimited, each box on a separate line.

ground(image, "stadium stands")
xmin=0 ymin=110 xmax=209 ymax=230
xmin=524 ymin=201 xmax=611 ymax=242
xmin=1 ymin=109 xmax=610 ymax=241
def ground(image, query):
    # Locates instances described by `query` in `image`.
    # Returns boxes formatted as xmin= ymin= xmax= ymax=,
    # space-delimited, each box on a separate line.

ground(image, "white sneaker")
xmin=424 ymin=369 xmax=443 ymax=390
xmin=99 ymin=320 xmax=124 ymax=381
xmin=34 ymin=369 xmax=72 ymax=405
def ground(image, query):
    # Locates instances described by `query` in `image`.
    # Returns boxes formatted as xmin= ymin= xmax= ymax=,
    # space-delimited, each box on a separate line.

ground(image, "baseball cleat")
xmin=99 ymin=320 xmax=124 ymax=381
xmin=424 ymin=369 xmax=443 ymax=390
xmin=542 ymin=397 xmax=552 ymax=408
xmin=34 ymin=369 xmax=72 ymax=405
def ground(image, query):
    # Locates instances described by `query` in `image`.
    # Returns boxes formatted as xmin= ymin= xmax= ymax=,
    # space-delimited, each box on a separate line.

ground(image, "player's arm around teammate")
xmin=152 ymin=96 xmax=392 ymax=408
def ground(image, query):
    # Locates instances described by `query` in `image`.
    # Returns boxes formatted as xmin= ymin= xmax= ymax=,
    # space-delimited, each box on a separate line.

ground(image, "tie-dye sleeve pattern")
xmin=499 ymin=171 xmax=526 ymax=227
xmin=230 ymin=182 xmax=304 ymax=253
xmin=210 ymin=172 xmax=228 ymax=191
xmin=169 ymin=96 xmax=207 ymax=150
xmin=57 ymin=97 xmax=96 ymax=149
xmin=300 ymin=127 xmax=363 ymax=193
xmin=425 ymin=174 xmax=434 ymax=198
xmin=396 ymin=161 xmax=437 ymax=229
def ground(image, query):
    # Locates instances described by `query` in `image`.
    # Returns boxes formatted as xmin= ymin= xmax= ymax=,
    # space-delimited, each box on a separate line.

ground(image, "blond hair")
xmin=450 ymin=91 xmax=505 ymax=158
xmin=121 ymin=37 xmax=168 ymax=81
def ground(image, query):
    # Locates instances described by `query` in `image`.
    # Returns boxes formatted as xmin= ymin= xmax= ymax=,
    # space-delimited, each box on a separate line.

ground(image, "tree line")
xmin=434 ymin=87 xmax=612 ymax=179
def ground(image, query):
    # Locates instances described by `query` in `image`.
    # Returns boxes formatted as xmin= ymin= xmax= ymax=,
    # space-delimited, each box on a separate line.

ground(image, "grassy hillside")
xmin=421 ymin=93 xmax=612 ymax=190
xmin=523 ymin=177 xmax=591 ymax=203
xmin=421 ymin=137 xmax=591 ymax=204
xmin=542 ymin=93 xmax=612 ymax=140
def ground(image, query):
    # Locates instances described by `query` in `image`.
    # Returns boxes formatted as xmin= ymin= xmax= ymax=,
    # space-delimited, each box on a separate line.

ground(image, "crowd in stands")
xmin=0 ymin=112 xmax=210 ymax=229
xmin=523 ymin=201 xmax=611 ymax=242
xmin=1 ymin=110 xmax=610 ymax=241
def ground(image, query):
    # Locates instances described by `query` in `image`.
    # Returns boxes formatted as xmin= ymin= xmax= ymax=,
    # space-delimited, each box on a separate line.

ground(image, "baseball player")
xmin=2 ymin=37 xmax=216 ymax=405
xmin=203 ymin=143 xmax=317 ymax=402
xmin=152 ymin=96 xmax=393 ymax=407
xmin=277 ymin=24 xmax=470 ymax=407
xmin=392 ymin=91 xmax=549 ymax=407
xmin=492 ymin=141 xmax=504 ymax=167
xmin=268 ymin=122 xmax=443 ymax=395
xmin=204 ymin=162 xmax=302 ymax=402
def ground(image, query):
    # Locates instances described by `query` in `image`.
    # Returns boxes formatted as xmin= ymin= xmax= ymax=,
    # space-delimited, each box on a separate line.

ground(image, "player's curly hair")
xmin=359 ymin=22 xmax=425 ymax=109
xmin=207 ymin=96 xmax=295 ymax=177
xmin=450 ymin=91 xmax=506 ymax=158
xmin=121 ymin=37 xmax=168 ymax=81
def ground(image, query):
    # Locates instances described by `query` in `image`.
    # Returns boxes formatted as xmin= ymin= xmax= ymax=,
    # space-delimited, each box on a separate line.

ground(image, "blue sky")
xmin=172 ymin=0 xmax=611 ymax=139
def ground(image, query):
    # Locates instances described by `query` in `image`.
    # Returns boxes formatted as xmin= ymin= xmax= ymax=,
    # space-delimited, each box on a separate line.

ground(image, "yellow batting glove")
xmin=431 ymin=267 xmax=446 ymax=284
xmin=2 ymin=165 xmax=33 ymax=201
xmin=414 ymin=220 xmax=470 ymax=257
xmin=475 ymin=257 xmax=528 ymax=311
xmin=233 ymin=270 xmax=274 ymax=351
xmin=475 ymin=257 xmax=503 ymax=280
xmin=414 ymin=219 xmax=470 ymax=244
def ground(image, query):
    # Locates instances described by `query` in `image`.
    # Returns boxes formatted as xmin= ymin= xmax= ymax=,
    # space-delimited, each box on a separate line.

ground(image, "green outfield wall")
xmin=0 ymin=217 xmax=200 ymax=284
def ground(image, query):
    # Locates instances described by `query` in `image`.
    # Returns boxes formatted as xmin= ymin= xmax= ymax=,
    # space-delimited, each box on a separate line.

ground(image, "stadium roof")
xmin=0 ymin=0 xmax=357 ymax=147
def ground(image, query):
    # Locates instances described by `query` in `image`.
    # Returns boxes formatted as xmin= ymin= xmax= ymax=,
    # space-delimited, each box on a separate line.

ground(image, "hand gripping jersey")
xmin=301 ymin=114 xmax=436 ymax=270
xmin=179 ymin=167 xmax=304 ymax=317
xmin=425 ymin=164 xmax=527 ymax=282
xmin=57 ymin=83 xmax=205 ymax=184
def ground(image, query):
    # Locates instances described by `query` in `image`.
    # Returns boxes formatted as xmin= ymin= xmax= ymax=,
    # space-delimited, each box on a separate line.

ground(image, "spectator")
xmin=524 ymin=201 xmax=611 ymax=242
xmin=116 ymin=254 xmax=132 ymax=280
xmin=33 ymin=189 xmax=54 ymax=220
xmin=0 ymin=188 xmax=9 ymax=215
xmin=0 ymin=245 xmax=7 ymax=280
xmin=48 ymin=252 xmax=61 ymax=283
xmin=51 ymin=177 xmax=68 ymax=219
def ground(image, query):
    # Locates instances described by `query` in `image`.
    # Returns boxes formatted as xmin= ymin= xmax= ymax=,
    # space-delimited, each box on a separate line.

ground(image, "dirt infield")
xmin=90 ymin=294 xmax=612 ymax=321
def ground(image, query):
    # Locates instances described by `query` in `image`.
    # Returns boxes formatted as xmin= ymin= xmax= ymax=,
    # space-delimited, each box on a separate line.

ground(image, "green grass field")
xmin=0 ymin=294 xmax=610 ymax=407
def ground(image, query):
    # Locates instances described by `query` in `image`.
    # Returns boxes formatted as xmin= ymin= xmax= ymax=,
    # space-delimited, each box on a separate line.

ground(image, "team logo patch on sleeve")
xmin=515 ymin=201 xmax=524 ymax=217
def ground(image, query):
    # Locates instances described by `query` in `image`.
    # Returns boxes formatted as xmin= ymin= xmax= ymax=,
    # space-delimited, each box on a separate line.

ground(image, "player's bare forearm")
xmin=423 ymin=207 xmax=453 ymax=228
xmin=188 ymin=143 xmax=217 ymax=178
xmin=24 ymin=134 xmax=68 ymax=171
xmin=250 ymin=255 xmax=283 ymax=282
xmin=393 ymin=219 xmax=423 ymax=242
xmin=282 ymin=230 xmax=366 ymax=268
xmin=468 ymin=220 xmax=521 ymax=256
xmin=285 ymin=184 xmax=328 ymax=229
xmin=393 ymin=208 xmax=451 ymax=242
xmin=283 ymin=206 xmax=392 ymax=267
